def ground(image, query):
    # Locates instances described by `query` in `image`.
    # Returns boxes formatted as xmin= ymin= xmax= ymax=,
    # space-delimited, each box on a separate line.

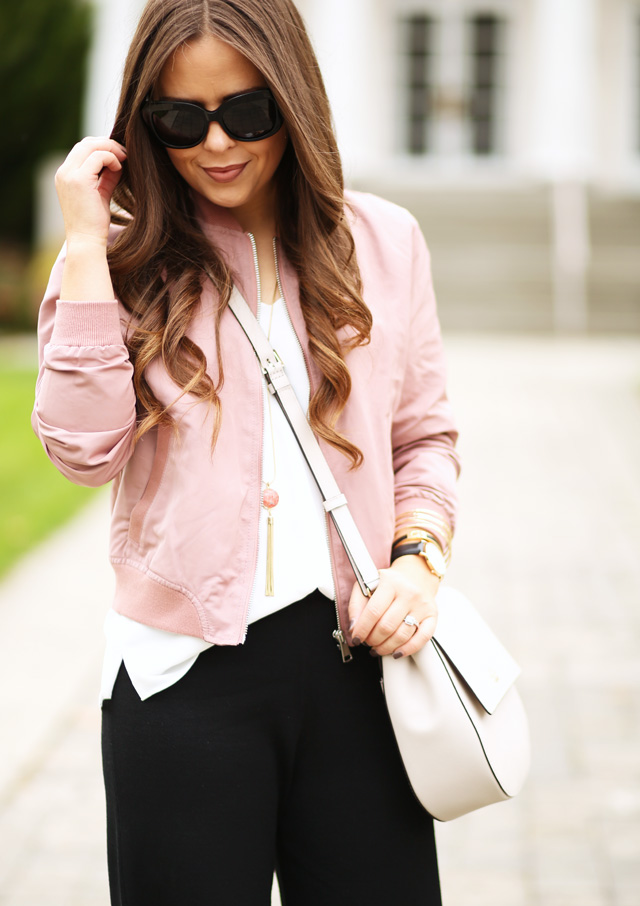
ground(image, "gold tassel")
xmin=265 ymin=510 xmax=275 ymax=596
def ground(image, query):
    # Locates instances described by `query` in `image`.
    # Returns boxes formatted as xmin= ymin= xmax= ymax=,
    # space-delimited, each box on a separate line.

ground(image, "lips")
xmin=203 ymin=162 xmax=248 ymax=183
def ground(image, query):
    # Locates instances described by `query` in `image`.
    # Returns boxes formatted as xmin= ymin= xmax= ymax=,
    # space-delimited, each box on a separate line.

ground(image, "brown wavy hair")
xmin=108 ymin=0 xmax=371 ymax=467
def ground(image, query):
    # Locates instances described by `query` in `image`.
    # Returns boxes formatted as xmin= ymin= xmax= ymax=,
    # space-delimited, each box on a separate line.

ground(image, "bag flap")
xmin=432 ymin=587 xmax=521 ymax=714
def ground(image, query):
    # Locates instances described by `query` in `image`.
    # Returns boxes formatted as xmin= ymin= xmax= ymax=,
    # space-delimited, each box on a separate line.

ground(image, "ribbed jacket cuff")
xmin=50 ymin=300 xmax=124 ymax=347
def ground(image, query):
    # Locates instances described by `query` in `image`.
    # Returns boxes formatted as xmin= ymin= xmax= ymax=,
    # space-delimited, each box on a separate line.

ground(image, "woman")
xmin=33 ymin=0 xmax=460 ymax=903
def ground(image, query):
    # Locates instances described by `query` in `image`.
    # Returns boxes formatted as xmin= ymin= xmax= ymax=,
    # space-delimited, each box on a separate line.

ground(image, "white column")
xmin=529 ymin=0 xmax=598 ymax=331
xmin=302 ymin=0 xmax=379 ymax=181
xmin=597 ymin=0 xmax=638 ymax=188
xmin=528 ymin=0 xmax=598 ymax=180
xmin=551 ymin=181 xmax=591 ymax=332
xmin=83 ymin=0 xmax=145 ymax=136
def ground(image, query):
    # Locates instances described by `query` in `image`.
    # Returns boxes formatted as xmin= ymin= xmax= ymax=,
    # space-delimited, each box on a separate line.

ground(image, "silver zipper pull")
xmin=332 ymin=629 xmax=353 ymax=663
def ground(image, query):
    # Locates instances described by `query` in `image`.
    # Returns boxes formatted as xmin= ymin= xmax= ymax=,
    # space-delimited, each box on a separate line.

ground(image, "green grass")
xmin=0 ymin=365 xmax=96 ymax=578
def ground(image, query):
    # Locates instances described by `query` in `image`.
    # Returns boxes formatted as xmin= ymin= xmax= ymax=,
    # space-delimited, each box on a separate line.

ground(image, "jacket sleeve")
xmin=391 ymin=217 xmax=461 ymax=550
xmin=31 ymin=244 xmax=137 ymax=487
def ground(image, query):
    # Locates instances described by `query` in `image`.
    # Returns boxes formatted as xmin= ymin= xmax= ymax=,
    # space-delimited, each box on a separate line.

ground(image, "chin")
xmin=198 ymin=172 xmax=254 ymax=203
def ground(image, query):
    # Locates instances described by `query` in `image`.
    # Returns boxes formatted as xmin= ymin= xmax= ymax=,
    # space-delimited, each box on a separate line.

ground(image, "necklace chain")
xmin=261 ymin=244 xmax=281 ymax=597
xmin=264 ymin=279 xmax=278 ymax=489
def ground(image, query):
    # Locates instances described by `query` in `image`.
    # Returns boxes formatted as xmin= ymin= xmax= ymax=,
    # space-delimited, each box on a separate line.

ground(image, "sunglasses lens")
xmin=151 ymin=107 xmax=205 ymax=147
xmin=145 ymin=91 xmax=281 ymax=147
xmin=223 ymin=94 xmax=279 ymax=139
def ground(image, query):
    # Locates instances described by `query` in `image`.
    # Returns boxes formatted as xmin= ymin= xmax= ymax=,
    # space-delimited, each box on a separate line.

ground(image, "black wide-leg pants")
xmin=101 ymin=591 xmax=441 ymax=906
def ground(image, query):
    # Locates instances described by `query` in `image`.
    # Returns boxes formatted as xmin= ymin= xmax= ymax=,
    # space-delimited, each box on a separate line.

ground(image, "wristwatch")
xmin=390 ymin=539 xmax=447 ymax=579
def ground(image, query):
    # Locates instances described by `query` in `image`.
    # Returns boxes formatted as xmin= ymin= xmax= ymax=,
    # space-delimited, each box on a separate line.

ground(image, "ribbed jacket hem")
xmin=111 ymin=560 xmax=245 ymax=646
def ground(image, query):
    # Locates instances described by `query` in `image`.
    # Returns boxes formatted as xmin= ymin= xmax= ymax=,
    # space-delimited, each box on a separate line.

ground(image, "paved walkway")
xmin=1 ymin=334 xmax=639 ymax=905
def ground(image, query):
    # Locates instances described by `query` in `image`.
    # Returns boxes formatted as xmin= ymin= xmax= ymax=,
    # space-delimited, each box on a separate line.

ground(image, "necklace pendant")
xmin=265 ymin=509 xmax=275 ymax=597
xmin=262 ymin=487 xmax=279 ymax=509
xmin=262 ymin=486 xmax=279 ymax=596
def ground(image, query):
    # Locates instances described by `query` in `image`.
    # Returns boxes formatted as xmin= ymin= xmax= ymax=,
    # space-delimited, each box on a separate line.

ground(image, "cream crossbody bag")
xmin=228 ymin=286 xmax=531 ymax=821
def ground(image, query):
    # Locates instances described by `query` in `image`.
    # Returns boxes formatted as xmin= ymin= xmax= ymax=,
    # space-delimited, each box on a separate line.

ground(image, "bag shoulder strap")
xmin=228 ymin=286 xmax=380 ymax=598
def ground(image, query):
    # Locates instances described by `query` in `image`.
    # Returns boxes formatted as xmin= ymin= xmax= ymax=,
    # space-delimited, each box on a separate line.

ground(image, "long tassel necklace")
xmin=262 ymin=270 xmax=280 ymax=596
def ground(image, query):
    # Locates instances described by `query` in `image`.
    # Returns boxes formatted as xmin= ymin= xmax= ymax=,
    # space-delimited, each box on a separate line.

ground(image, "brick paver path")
xmin=1 ymin=335 xmax=638 ymax=905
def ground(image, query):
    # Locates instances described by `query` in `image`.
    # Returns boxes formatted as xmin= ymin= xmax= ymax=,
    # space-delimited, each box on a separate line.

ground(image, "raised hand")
xmin=55 ymin=137 xmax=127 ymax=247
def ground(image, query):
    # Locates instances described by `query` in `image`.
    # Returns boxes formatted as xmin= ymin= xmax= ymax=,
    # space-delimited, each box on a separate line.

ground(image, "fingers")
xmin=55 ymin=137 xmax=128 ymax=244
xmin=348 ymin=567 xmax=438 ymax=657
xmin=56 ymin=138 xmax=127 ymax=189
xmin=348 ymin=573 xmax=395 ymax=646
xmin=96 ymin=164 xmax=124 ymax=200
xmin=61 ymin=136 xmax=127 ymax=170
xmin=363 ymin=597 xmax=417 ymax=656
xmin=82 ymin=149 xmax=125 ymax=178
xmin=347 ymin=580 xmax=370 ymax=640
xmin=392 ymin=611 xmax=437 ymax=660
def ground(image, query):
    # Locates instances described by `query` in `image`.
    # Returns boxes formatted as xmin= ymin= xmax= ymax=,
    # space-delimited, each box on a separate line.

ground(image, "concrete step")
xmin=358 ymin=184 xmax=640 ymax=332
xmin=377 ymin=185 xmax=552 ymax=247
xmin=590 ymin=195 xmax=640 ymax=244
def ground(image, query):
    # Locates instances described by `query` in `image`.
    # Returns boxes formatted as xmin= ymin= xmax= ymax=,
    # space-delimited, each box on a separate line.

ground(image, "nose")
xmin=202 ymin=121 xmax=235 ymax=152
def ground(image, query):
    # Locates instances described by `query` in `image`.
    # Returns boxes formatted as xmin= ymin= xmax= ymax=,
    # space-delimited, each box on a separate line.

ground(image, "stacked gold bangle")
xmin=393 ymin=508 xmax=453 ymax=566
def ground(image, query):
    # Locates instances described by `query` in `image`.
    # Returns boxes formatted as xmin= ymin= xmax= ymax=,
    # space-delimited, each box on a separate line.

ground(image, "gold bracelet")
xmin=396 ymin=509 xmax=452 ymax=528
xmin=394 ymin=513 xmax=453 ymax=548
xmin=394 ymin=509 xmax=453 ymax=559
xmin=392 ymin=530 xmax=439 ymax=547
xmin=392 ymin=527 xmax=452 ymax=566
xmin=395 ymin=507 xmax=452 ymax=529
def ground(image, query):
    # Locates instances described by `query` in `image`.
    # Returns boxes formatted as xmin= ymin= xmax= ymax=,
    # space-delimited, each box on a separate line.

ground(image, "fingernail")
xmin=369 ymin=649 xmax=379 ymax=658
xmin=393 ymin=651 xmax=404 ymax=660
xmin=352 ymin=636 xmax=362 ymax=646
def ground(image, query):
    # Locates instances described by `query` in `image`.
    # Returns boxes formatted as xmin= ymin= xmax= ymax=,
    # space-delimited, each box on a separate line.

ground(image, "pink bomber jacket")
xmin=32 ymin=189 xmax=460 ymax=647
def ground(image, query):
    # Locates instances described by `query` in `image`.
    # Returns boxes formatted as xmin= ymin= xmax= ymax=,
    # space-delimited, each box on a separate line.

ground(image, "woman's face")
xmin=156 ymin=35 xmax=288 ymax=229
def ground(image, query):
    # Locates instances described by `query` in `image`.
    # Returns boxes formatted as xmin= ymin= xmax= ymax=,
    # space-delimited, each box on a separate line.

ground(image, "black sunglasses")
xmin=141 ymin=88 xmax=284 ymax=149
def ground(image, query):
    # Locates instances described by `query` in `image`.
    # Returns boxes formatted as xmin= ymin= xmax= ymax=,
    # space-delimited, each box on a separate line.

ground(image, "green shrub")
xmin=0 ymin=0 xmax=92 ymax=244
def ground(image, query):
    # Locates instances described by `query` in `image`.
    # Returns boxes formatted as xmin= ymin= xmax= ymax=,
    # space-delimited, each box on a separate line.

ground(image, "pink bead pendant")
xmin=262 ymin=487 xmax=279 ymax=510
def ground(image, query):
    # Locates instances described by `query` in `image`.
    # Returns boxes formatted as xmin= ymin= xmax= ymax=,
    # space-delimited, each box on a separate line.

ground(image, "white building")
xmin=79 ymin=0 xmax=640 ymax=330
xmin=298 ymin=0 xmax=640 ymax=193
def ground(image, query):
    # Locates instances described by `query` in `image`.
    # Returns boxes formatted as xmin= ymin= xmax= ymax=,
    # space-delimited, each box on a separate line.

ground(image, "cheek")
xmin=262 ymin=133 xmax=288 ymax=174
xmin=166 ymin=150 xmax=196 ymax=181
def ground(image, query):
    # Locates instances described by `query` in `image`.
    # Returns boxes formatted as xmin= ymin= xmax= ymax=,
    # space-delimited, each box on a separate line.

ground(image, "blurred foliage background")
xmin=0 ymin=0 xmax=91 ymax=328
xmin=0 ymin=0 xmax=94 ymax=576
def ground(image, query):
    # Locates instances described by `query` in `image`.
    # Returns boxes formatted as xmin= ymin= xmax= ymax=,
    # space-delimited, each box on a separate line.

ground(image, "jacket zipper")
xmin=243 ymin=231 xmax=266 ymax=641
xmin=272 ymin=239 xmax=352 ymax=664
